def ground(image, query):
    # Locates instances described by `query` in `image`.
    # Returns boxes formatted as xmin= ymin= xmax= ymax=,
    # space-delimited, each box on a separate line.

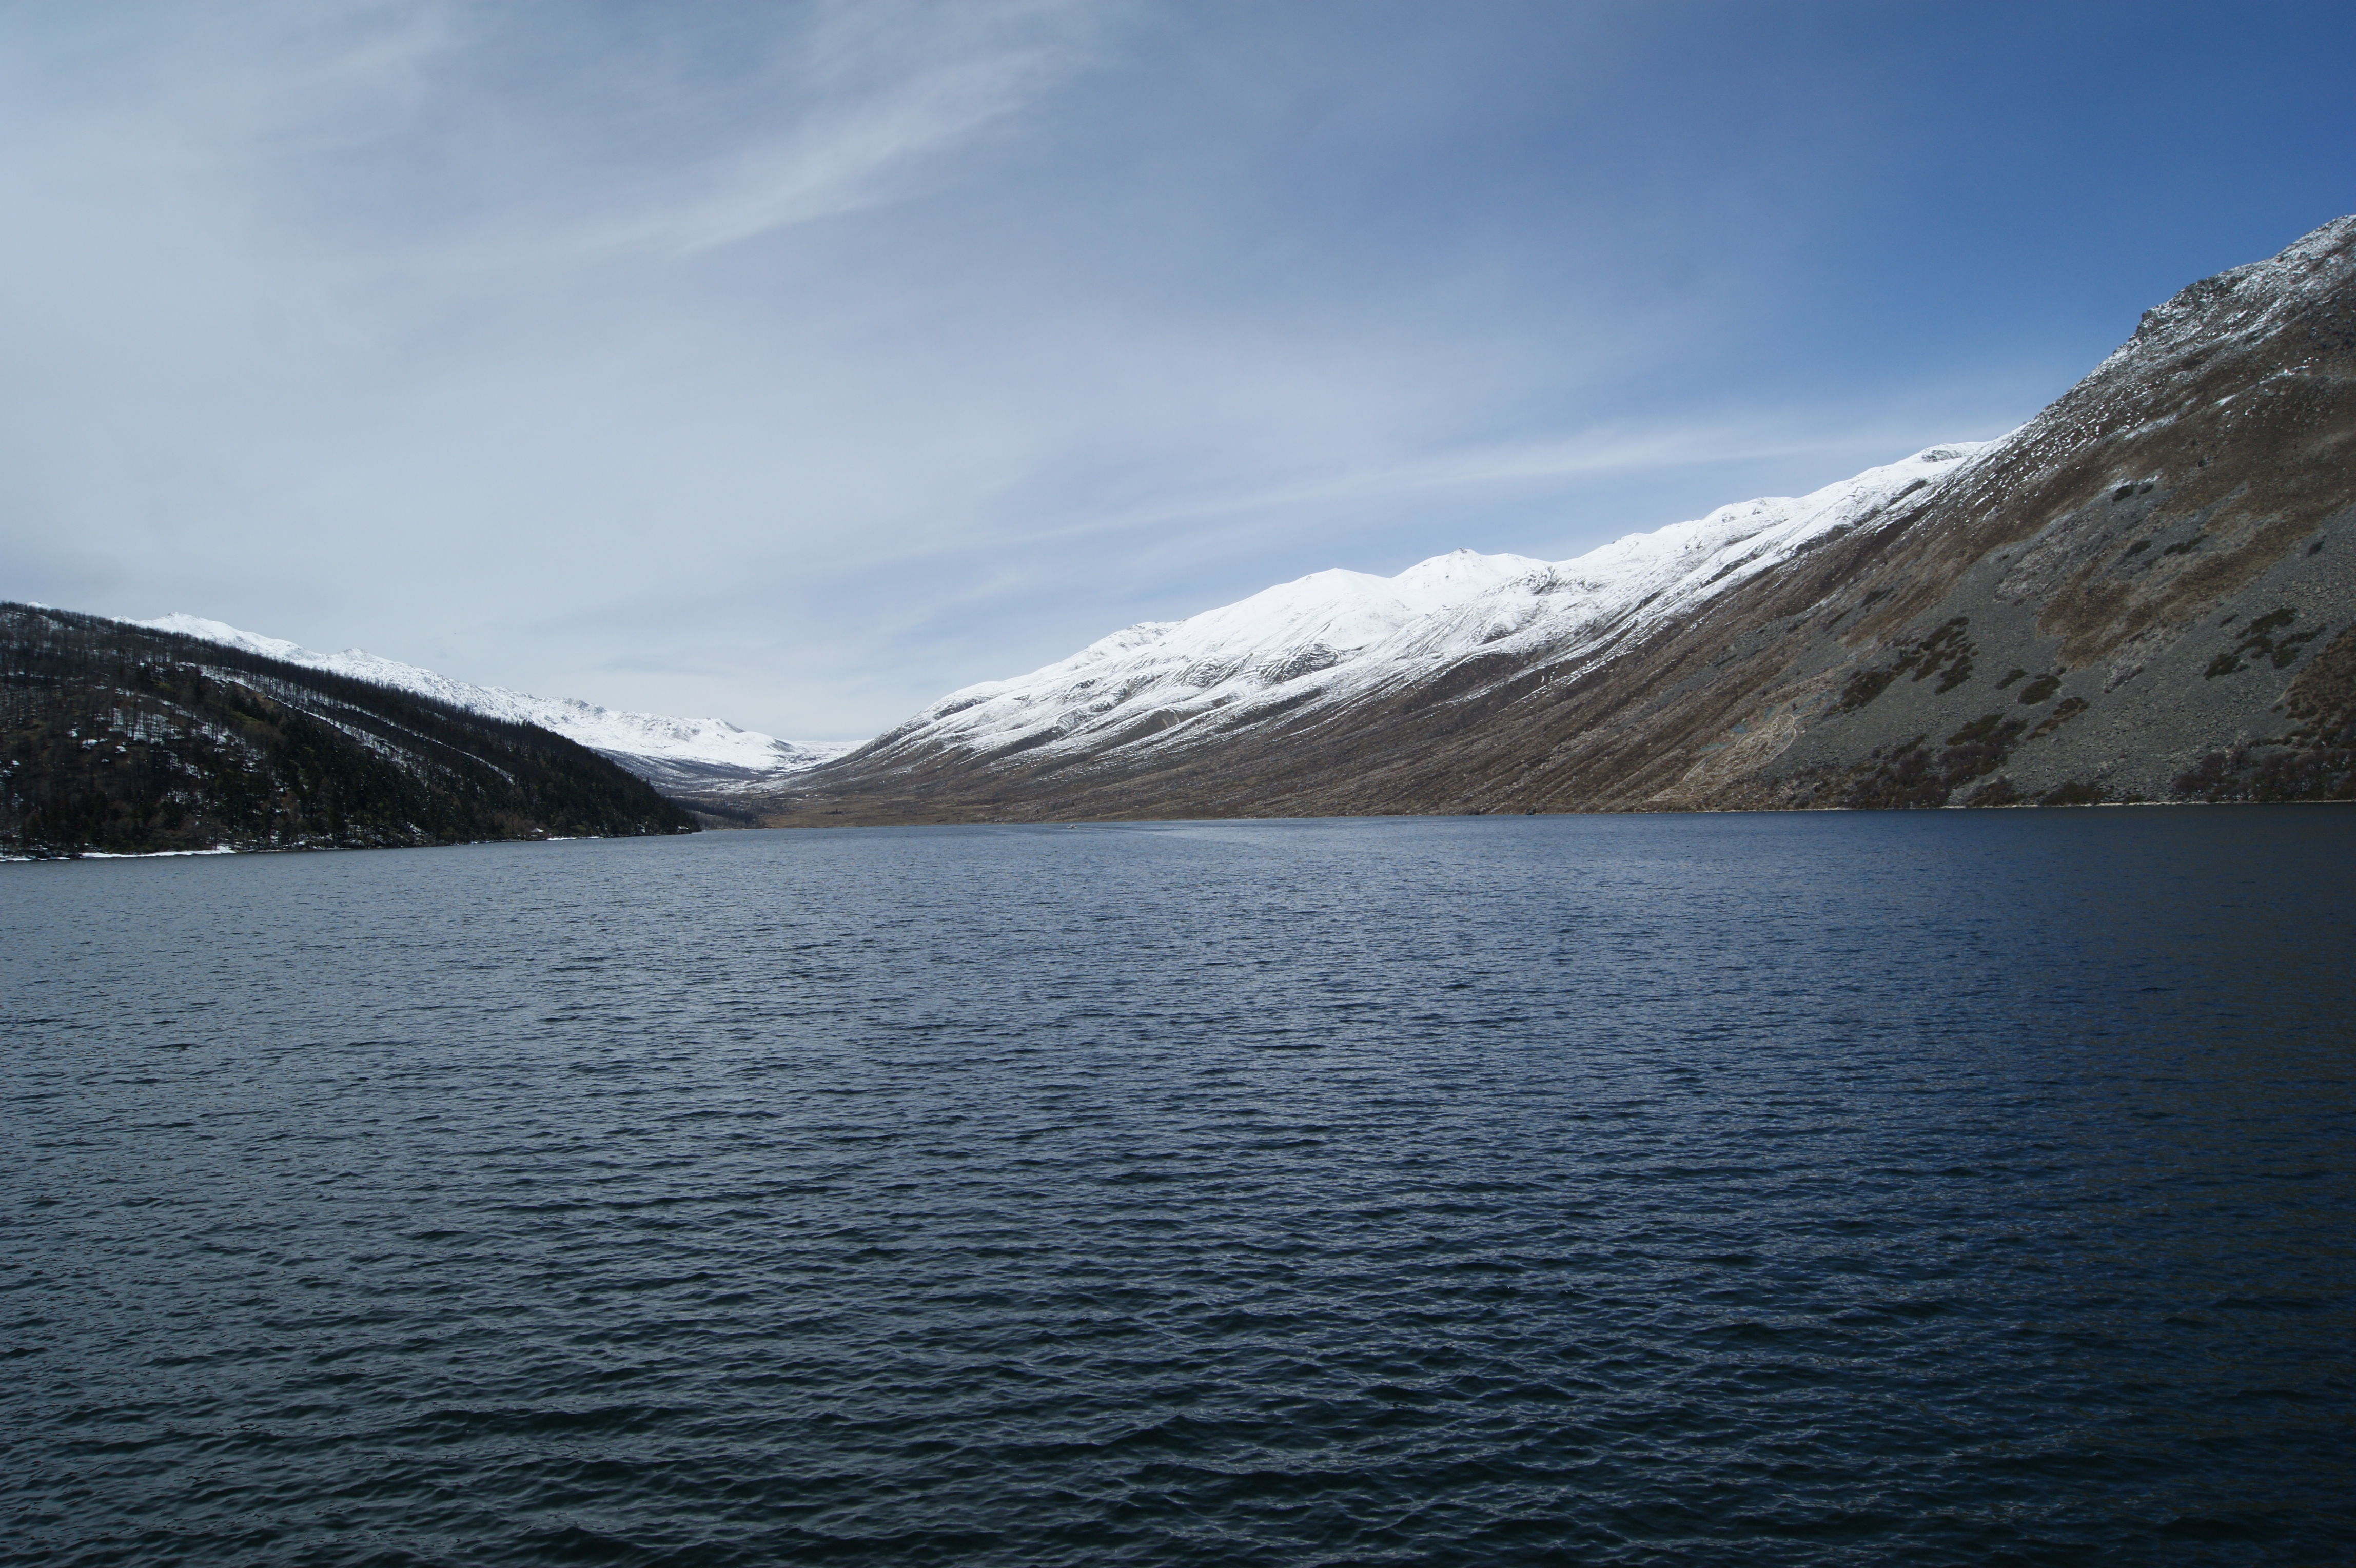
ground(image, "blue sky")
xmin=3 ymin=1 xmax=2351 ymax=739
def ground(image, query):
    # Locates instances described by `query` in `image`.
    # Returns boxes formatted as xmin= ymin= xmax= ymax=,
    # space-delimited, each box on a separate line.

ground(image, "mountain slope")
xmin=135 ymin=614 xmax=853 ymax=792
xmin=839 ymin=445 xmax=1984 ymax=772
xmin=762 ymin=214 xmax=2356 ymax=824
xmin=3 ymin=606 xmax=696 ymax=856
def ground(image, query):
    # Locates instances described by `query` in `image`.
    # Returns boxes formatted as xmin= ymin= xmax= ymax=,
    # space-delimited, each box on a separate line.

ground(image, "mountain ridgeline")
xmin=133 ymin=614 xmax=850 ymax=793
xmin=2 ymin=606 xmax=696 ymax=857
xmin=739 ymin=214 xmax=2356 ymax=825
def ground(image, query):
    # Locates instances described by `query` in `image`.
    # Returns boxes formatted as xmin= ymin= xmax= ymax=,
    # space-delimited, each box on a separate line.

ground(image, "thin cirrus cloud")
xmin=427 ymin=2 xmax=1111 ymax=263
xmin=2 ymin=1 xmax=2352 ymax=740
xmin=654 ymin=40 xmax=1095 ymax=254
xmin=896 ymin=419 xmax=1931 ymax=569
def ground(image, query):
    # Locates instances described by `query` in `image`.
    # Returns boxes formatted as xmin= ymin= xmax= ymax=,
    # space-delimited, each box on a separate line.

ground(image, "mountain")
xmin=2 ymin=605 xmax=696 ymax=856
xmin=756 ymin=214 xmax=2356 ymax=825
xmin=134 ymin=615 xmax=854 ymax=793
xmin=828 ymin=445 xmax=1985 ymax=772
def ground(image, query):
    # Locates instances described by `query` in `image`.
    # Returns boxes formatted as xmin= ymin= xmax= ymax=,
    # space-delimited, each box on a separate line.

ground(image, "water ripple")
xmin=3 ymin=809 xmax=2351 ymax=1565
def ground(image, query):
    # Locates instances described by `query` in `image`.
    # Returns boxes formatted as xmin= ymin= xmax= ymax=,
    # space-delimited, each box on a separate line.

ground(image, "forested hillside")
xmin=2 ymin=605 xmax=695 ymax=857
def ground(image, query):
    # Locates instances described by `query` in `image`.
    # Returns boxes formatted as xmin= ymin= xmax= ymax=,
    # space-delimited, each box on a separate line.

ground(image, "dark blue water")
xmin=4 ymin=811 xmax=2352 ymax=1566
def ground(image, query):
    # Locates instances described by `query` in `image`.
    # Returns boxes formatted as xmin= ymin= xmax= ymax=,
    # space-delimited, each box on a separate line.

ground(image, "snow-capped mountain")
xmin=133 ymin=615 xmax=854 ymax=791
xmin=853 ymin=443 xmax=1987 ymax=769
xmin=781 ymin=214 xmax=2356 ymax=824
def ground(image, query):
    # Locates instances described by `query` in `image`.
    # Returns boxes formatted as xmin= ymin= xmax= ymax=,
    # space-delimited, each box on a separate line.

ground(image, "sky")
xmin=4 ymin=1 xmax=2353 ymax=741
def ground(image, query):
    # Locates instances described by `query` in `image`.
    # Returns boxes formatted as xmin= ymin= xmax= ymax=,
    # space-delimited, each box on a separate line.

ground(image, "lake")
xmin=4 ymin=810 xmax=2351 ymax=1565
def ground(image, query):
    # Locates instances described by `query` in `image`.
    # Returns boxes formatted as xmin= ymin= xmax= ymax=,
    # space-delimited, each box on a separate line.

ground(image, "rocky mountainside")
xmin=2 ymin=606 xmax=695 ymax=856
xmin=136 ymin=614 xmax=854 ymax=792
xmin=752 ymin=214 xmax=2356 ymax=825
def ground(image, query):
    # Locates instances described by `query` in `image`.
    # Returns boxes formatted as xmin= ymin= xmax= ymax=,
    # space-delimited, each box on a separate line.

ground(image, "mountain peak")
xmin=2111 ymin=212 xmax=2356 ymax=370
xmin=823 ymin=443 xmax=1985 ymax=779
xmin=132 ymin=614 xmax=855 ymax=791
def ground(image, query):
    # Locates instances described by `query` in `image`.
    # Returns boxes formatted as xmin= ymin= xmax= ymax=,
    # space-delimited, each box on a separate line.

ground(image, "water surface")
xmin=4 ymin=811 xmax=2352 ymax=1565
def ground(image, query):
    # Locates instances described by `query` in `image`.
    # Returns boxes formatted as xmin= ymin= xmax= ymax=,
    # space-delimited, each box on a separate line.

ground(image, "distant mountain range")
xmin=132 ymin=615 xmax=854 ymax=792
xmin=750 ymin=213 xmax=2356 ymax=824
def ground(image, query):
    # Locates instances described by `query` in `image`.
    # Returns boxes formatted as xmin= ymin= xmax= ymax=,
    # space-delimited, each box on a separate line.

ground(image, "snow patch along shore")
xmin=133 ymin=616 xmax=854 ymax=791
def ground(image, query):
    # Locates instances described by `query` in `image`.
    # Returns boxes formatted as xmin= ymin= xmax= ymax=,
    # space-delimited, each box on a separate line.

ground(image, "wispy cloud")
xmin=647 ymin=4 xmax=1103 ymax=254
xmin=849 ymin=416 xmax=1968 ymax=571
xmin=17 ymin=1 xmax=1107 ymax=268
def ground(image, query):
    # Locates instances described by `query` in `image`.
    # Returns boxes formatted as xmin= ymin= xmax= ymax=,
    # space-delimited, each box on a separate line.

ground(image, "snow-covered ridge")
xmin=2105 ymin=213 xmax=2356 ymax=373
xmin=861 ymin=442 xmax=1992 ymax=768
xmin=132 ymin=615 xmax=853 ymax=789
